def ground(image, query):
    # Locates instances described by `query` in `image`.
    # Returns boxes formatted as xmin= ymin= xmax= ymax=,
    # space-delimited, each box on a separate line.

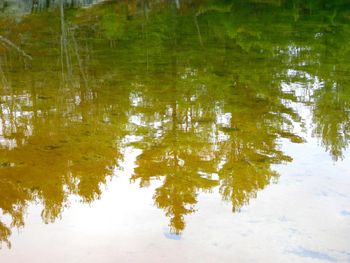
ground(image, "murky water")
xmin=0 ymin=0 xmax=350 ymax=262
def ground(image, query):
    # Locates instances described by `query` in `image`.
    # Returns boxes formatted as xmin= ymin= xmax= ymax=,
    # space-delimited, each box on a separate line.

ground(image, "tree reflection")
xmin=130 ymin=71 xmax=220 ymax=233
xmin=0 ymin=77 xmax=129 ymax=246
xmin=312 ymin=85 xmax=350 ymax=161
xmin=127 ymin=41 xmax=302 ymax=232
xmin=0 ymin=0 xmax=349 ymax=246
xmin=0 ymin=13 xmax=129 ymax=245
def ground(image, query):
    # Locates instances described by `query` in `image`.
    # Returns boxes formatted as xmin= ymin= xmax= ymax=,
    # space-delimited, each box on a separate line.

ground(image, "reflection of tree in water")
xmin=0 ymin=0 xmax=349 ymax=245
xmin=200 ymin=0 xmax=350 ymax=161
xmin=217 ymin=81 xmax=300 ymax=212
xmin=273 ymin=10 xmax=350 ymax=161
xmin=127 ymin=49 xmax=302 ymax=233
xmin=130 ymin=85 xmax=220 ymax=233
xmin=307 ymin=20 xmax=350 ymax=161
xmin=0 ymin=78 xmax=129 ymax=246
xmin=312 ymin=84 xmax=350 ymax=161
xmin=0 ymin=23 xmax=128 ymax=246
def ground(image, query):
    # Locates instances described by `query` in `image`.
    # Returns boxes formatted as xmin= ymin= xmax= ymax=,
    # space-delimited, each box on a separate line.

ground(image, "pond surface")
xmin=0 ymin=0 xmax=350 ymax=262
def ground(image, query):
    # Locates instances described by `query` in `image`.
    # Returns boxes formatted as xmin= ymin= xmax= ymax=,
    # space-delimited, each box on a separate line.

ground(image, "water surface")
xmin=0 ymin=0 xmax=350 ymax=262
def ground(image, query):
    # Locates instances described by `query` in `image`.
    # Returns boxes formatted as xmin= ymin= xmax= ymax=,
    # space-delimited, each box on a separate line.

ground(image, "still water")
xmin=0 ymin=0 xmax=350 ymax=262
